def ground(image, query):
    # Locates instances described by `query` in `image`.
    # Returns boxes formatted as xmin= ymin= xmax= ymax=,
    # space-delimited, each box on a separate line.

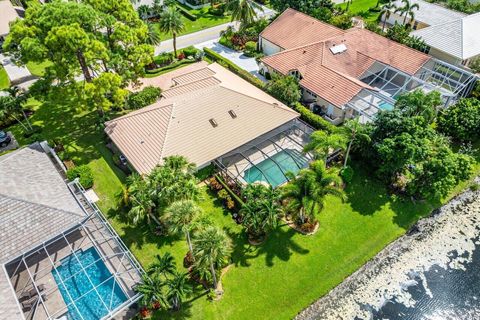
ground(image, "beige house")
xmin=106 ymin=63 xmax=313 ymax=187
xmin=259 ymin=9 xmax=478 ymax=125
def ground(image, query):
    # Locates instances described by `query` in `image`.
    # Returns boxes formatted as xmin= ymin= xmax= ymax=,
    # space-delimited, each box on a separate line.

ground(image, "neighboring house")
xmin=0 ymin=142 xmax=143 ymax=320
xmin=411 ymin=13 xmax=480 ymax=68
xmin=105 ymin=63 xmax=314 ymax=187
xmin=259 ymin=8 xmax=478 ymax=124
xmin=0 ymin=0 xmax=20 ymax=42
xmin=381 ymin=0 xmax=466 ymax=30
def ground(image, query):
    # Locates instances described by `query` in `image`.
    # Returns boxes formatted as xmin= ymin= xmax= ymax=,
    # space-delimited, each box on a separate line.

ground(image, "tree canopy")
xmin=265 ymin=74 xmax=301 ymax=106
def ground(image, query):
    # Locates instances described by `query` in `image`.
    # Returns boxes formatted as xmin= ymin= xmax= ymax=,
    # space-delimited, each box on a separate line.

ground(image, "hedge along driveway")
xmin=198 ymin=41 xmax=266 ymax=81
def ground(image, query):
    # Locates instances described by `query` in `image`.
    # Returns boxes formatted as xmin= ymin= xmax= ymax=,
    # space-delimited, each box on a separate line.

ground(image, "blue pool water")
xmin=378 ymin=101 xmax=394 ymax=111
xmin=52 ymin=247 xmax=127 ymax=320
xmin=243 ymin=149 xmax=308 ymax=187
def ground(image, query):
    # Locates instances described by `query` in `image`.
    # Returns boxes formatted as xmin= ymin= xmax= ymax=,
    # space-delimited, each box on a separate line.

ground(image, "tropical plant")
xmin=342 ymin=118 xmax=370 ymax=168
xmin=380 ymin=1 xmax=397 ymax=31
xmin=226 ymin=0 xmax=263 ymax=30
xmin=395 ymin=89 xmax=442 ymax=123
xmin=437 ymin=98 xmax=480 ymax=142
xmin=281 ymin=160 xmax=345 ymax=225
xmin=394 ymin=0 xmax=419 ymax=25
xmin=164 ymin=200 xmax=202 ymax=255
xmin=303 ymin=130 xmax=347 ymax=165
xmin=148 ymin=252 xmax=176 ymax=279
xmin=137 ymin=4 xmax=151 ymax=20
xmin=0 ymin=86 xmax=32 ymax=131
xmin=158 ymin=7 xmax=185 ymax=58
xmin=192 ymin=226 xmax=231 ymax=289
xmin=146 ymin=21 xmax=162 ymax=46
xmin=126 ymin=173 xmax=156 ymax=224
xmin=265 ymin=74 xmax=301 ymax=106
xmin=135 ymin=274 xmax=167 ymax=308
xmin=166 ymin=271 xmax=192 ymax=311
xmin=240 ymin=184 xmax=281 ymax=240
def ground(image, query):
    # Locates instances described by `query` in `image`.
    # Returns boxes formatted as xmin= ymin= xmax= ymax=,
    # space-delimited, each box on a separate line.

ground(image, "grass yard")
xmin=0 ymin=66 xmax=10 ymax=89
xmin=153 ymin=5 xmax=231 ymax=41
xmin=337 ymin=0 xmax=381 ymax=22
xmin=5 ymin=84 xmax=480 ymax=319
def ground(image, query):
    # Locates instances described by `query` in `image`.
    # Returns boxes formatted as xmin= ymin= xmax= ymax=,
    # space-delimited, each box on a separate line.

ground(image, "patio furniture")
xmin=19 ymin=284 xmax=46 ymax=300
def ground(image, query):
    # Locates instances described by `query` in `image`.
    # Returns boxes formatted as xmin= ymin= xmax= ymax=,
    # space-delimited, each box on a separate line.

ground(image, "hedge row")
xmin=214 ymin=174 xmax=245 ymax=207
xmin=203 ymin=47 xmax=266 ymax=90
xmin=145 ymin=59 xmax=196 ymax=75
xmin=292 ymin=103 xmax=338 ymax=133
xmin=176 ymin=5 xmax=197 ymax=21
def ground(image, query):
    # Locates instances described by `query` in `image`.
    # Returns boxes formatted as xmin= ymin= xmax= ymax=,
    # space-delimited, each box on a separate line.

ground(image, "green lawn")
xmin=338 ymin=0 xmax=381 ymax=22
xmin=5 ymin=85 xmax=479 ymax=320
xmin=0 ymin=66 xmax=10 ymax=89
xmin=154 ymin=5 xmax=231 ymax=41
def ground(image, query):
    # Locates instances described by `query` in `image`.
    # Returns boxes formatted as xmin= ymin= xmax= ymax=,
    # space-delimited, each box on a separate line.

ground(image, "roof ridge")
xmin=319 ymin=64 xmax=371 ymax=90
xmin=106 ymin=102 xmax=174 ymax=125
xmin=163 ymin=76 xmax=220 ymax=96
xmin=155 ymin=102 xmax=176 ymax=167
xmin=0 ymin=193 xmax=86 ymax=219
xmin=171 ymin=66 xmax=214 ymax=83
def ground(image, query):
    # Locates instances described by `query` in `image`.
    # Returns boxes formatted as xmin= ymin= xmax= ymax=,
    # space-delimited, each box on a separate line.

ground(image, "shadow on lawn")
xmin=228 ymin=226 xmax=309 ymax=268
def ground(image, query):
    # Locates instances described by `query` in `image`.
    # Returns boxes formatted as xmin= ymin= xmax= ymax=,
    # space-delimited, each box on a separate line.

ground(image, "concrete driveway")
xmin=195 ymin=40 xmax=266 ymax=81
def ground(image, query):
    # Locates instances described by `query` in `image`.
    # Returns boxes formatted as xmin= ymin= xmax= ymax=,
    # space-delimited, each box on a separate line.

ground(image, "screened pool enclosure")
xmin=5 ymin=181 xmax=143 ymax=320
xmin=215 ymin=119 xmax=314 ymax=188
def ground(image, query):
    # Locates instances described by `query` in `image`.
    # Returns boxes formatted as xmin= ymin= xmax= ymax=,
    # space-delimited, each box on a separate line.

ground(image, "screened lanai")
xmin=5 ymin=181 xmax=143 ymax=320
xmin=215 ymin=119 xmax=314 ymax=188
xmin=347 ymin=58 xmax=478 ymax=122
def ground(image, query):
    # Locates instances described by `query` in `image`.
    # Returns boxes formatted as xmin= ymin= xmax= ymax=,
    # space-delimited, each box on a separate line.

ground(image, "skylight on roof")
xmin=330 ymin=43 xmax=347 ymax=54
xmin=228 ymin=110 xmax=237 ymax=119
xmin=209 ymin=118 xmax=218 ymax=128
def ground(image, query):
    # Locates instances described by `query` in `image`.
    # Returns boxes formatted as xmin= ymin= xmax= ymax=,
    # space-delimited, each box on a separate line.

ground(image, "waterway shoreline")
xmin=296 ymin=178 xmax=480 ymax=320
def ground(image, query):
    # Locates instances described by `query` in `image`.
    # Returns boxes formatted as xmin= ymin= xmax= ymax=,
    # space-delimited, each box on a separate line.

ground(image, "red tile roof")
xmin=260 ymin=9 xmax=431 ymax=107
xmin=259 ymin=8 xmax=344 ymax=50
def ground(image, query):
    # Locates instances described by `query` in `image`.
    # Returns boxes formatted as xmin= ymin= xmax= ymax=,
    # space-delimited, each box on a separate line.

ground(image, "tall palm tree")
xmin=226 ymin=0 xmax=263 ymax=30
xmin=281 ymin=160 xmax=345 ymax=224
xmin=127 ymin=174 xmax=156 ymax=224
xmin=394 ymin=0 xmax=419 ymax=25
xmin=342 ymin=118 xmax=370 ymax=168
xmin=164 ymin=199 xmax=202 ymax=255
xmin=380 ymin=1 xmax=397 ymax=32
xmin=303 ymin=130 xmax=347 ymax=166
xmin=135 ymin=274 xmax=167 ymax=308
xmin=146 ymin=21 xmax=162 ymax=46
xmin=158 ymin=7 xmax=185 ymax=58
xmin=192 ymin=226 xmax=231 ymax=290
xmin=148 ymin=252 xmax=176 ymax=279
xmin=166 ymin=271 xmax=192 ymax=311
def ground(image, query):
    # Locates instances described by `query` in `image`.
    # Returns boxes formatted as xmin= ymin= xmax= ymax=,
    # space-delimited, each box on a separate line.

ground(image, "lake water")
xmin=296 ymin=178 xmax=480 ymax=320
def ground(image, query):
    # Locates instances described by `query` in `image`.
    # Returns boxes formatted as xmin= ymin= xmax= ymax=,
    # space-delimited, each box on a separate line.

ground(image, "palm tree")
xmin=158 ymin=7 xmax=185 ymax=58
xmin=192 ymin=226 xmax=231 ymax=290
xmin=146 ymin=21 xmax=162 ymax=46
xmin=226 ymin=0 xmax=263 ymax=30
xmin=137 ymin=4 xmax=151 ymax=20
xmin=342 ymin=118 xmax=370 ymax=168
xmin=163 ymin=155 xmax=196 ymax=173
xmin=0 ymin=86 xmax=32 ymax=131
xmin=164 ymin=200 xmax=202 ymax=255
xmin=148 ymin=252 xmax=176 ymax=279
xmin=394 ymin=0 xmax=419 ymax=25
xmin=166 ymin=271 xmax=192 ymax=311
xmin=281 ymin=160 xmax=345 ymax=224
xmin=303 ymin=130 xmax=347 ymax=166
xmin=135 ymin=274 xmax=167 ymax=308
xmin=380 ymin=1 xmax=397 ymax=32
xmin=126 ymin=173 xmax=156 ymax=224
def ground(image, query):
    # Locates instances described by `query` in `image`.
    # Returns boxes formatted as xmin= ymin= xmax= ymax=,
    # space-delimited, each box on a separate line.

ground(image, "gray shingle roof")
xmin=412 ymin=12 xmax=480 ymax=60
xmin=0 ymin=143 xmax=87 ymax=320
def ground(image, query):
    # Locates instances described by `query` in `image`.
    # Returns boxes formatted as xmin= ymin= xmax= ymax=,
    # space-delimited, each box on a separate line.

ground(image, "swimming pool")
xmin=378 ymin=101 xmax=394 ymax=111
xmin=52 ymin=247 xmax=127 ymax=320
xmin=243 ymin=149 xmax=308 ymax=187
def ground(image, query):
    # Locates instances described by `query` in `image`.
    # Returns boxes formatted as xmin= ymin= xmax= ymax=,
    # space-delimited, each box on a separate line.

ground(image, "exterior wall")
xmin=259 ymin=37 xmax=283 ymax=56
xmin=382 ymin=12 xmax=429 ymax=29
xmin=427 ymin=47 xmax=463 ymax=66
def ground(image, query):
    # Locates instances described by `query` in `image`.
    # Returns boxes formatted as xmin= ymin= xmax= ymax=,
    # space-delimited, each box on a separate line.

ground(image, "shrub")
xmin=470 ymin=183 xmax=480 ymax=192
xmin=292 ymin=103 xmax=337 ymax=133
xmin=265 ymin=74 xmax=301 ymax=106
xmin=176 ymin=5 xmax=197 ymax=21
xmin=66 ymin=165 xmax=94 ymax=189
xmin=469 ymin=56 xmax=480 ymax=74
xmin=127 ymin=86 xmax=162 ymax=109
xmin=23 ymin=125 xmax=42 ymax=138
xmin=437 ymin=98 xmax=480 ymax=142
xmin=203 ymin=48 xmax=265 ymax=90
xmin=340 ymin=166 xmax=354 ymax=184
xmin=182 ymin=45 xmax=199 ymax=58
xmin=145 ymin=59 xmax=196 ymax=76
xmin=244 ymin=41 xmax=257 ymax=57
xmin=208 ymin=3 xmax=226 ymax=16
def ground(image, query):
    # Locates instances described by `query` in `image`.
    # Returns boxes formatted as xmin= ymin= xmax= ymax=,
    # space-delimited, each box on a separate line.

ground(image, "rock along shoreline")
xmin=296 ymin=177 xmax=480 ymax=320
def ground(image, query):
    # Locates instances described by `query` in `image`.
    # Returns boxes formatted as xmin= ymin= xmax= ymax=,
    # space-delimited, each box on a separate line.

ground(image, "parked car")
xmin=0 ymin=131 xmax=11 ymax=148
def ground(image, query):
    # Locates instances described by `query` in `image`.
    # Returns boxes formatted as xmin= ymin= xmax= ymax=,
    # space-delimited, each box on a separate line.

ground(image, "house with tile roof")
xmin=0 ymin=142 xmax=143 ymax=320
xmin=258 ymin=8 xmax=478 ymax=124
xmin=411 ymin=12 xmax=480 ymax=68
xmin=105 ymin=62 xmax=314 ymax=188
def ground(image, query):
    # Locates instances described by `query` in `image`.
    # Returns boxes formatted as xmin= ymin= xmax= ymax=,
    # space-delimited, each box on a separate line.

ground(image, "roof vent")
xmin=209 ymin=118 xmax=218 ymax=128
xmin=330 ymin=43 xmax=347 ymax=55
xmin=228 ymin=110 xmax=237 ymax=119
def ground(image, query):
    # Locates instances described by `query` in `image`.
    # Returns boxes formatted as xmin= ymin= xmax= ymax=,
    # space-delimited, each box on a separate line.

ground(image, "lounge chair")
xmin=19 ymin=284 xmax=46 ymax=300
xmin=21 ymin=294 xmax=47 ymax=312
